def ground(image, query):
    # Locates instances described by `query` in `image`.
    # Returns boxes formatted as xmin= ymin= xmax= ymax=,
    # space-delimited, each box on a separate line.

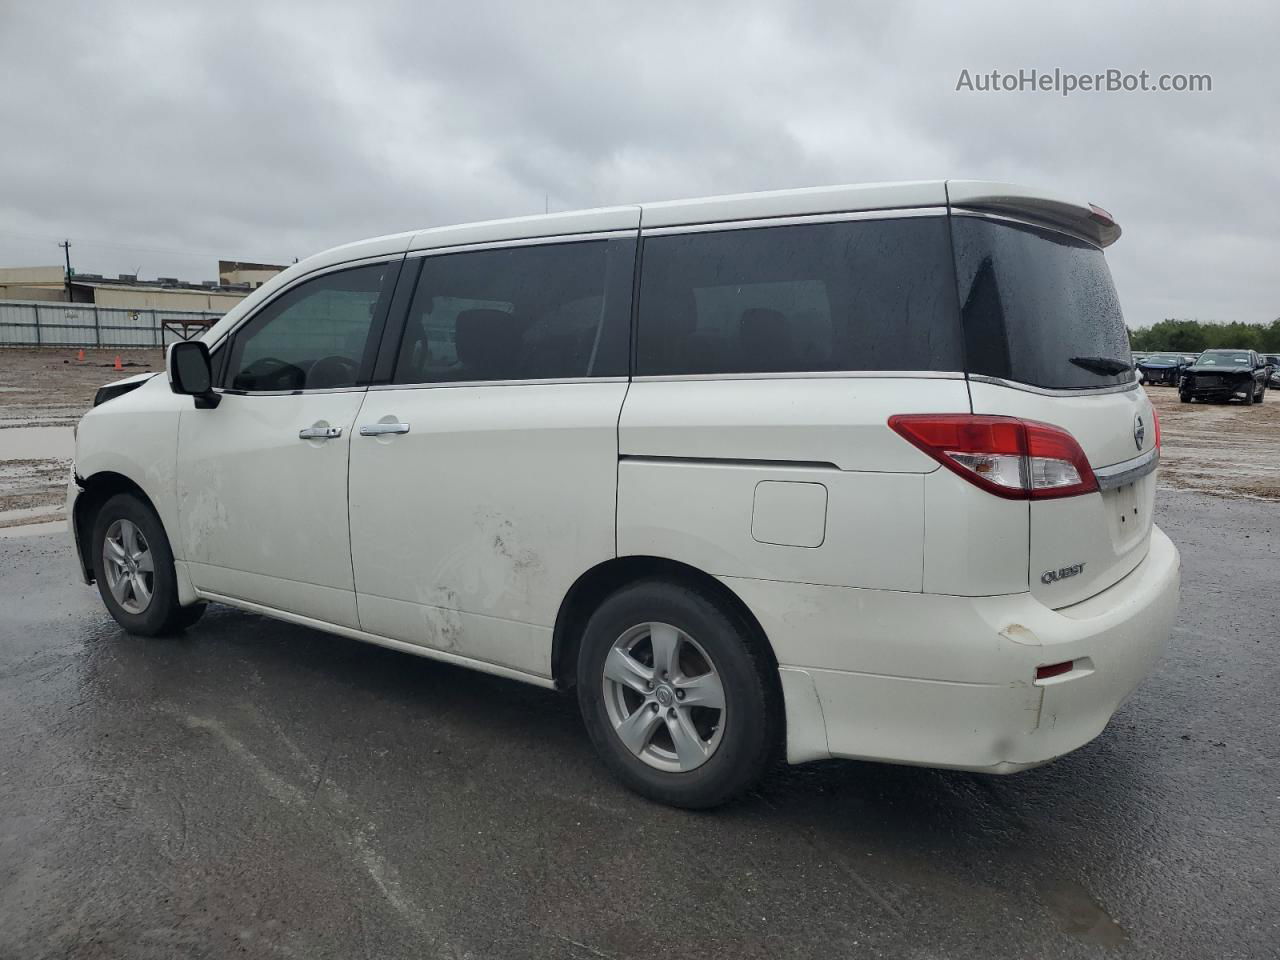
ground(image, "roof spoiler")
xmin=945 ymin=180 xmax=1121 ymax=247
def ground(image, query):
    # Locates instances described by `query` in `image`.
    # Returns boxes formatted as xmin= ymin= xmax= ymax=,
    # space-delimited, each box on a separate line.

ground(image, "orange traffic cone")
xmin=76 ymin=349 xmax=85 ymax=362
xmin=113 ymin=355 xmax=123 ymax=371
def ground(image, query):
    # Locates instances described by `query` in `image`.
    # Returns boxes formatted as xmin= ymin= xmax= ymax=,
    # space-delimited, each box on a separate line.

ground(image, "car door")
xmin=176 ymin=259 xmax=401 ymax=628
xmin=347 ymin=232 xmax=636 ymax=679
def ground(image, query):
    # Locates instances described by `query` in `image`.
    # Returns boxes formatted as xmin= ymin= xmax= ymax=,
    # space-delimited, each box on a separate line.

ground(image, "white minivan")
xmin=69 ymin=181 xmax=1180 ymax=807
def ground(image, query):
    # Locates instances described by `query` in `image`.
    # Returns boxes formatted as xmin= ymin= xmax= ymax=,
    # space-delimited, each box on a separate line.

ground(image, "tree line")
xmin=1128 ymin=318 xmax=1280 ymax=354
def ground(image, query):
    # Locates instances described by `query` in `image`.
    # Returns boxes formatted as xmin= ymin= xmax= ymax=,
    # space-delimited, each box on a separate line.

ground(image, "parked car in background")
xmin=1137 ymin=352 xmax=1192 ymax=386
xmin=1264 ymin=354 xmax=1280 ymax=388
xmin=1179 ymin=349 xmax=1269 ymax=404
xmin=67 ymin=180 xmax=1180 ymax=808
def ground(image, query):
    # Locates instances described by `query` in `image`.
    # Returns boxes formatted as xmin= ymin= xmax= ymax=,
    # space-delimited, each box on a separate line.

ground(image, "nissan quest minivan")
xmin=69 ymin=181 xmax=1180 ymax=808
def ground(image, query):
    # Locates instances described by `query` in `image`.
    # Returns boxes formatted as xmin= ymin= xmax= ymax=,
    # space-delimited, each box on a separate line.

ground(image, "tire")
xmin=1179 ymin=391 xmax=1191 ymax=403
xmin=1256 ymin=384 xmax=1266 ymax=403
xmin=92 ymin=493 xmax=202 ymax=636
xmin=576 ymin=580 xmax=780 ymax=809
xmin=1242 ymin=386 xmax=1254 ymax=406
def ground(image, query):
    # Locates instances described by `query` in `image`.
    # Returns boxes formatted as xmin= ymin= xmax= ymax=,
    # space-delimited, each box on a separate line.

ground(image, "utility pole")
xmin=57 ymin=240 xmax=72 ymax=302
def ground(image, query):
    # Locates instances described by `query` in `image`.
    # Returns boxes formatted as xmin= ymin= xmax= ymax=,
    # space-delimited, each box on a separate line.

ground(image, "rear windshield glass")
xmin=636 ymin=217 xmax=963 ymax=376
xmin=951 ymin=216 xmax=1133 ymax=389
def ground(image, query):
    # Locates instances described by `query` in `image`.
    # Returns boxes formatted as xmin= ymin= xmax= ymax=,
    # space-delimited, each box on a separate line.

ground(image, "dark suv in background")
xmin=1264 ymin=354 xmax=1280 ymax=388
xmin=1179 ymin=349 xmax=1269 ymax=404
xmin=1137 ymin=352 xmax=1193 ymax=386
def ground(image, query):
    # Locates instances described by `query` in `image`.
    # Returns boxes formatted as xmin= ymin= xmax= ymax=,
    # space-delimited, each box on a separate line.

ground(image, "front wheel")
xmin=576 ymin=581 xmax=780 ymax=808
xmin=92 ymin=493 xmax=202 ymax=635
xmin=1242 ymin=387 xmax=1254 ymax=406
xmin=1179 ymin=391 xmax=1191 ymax=403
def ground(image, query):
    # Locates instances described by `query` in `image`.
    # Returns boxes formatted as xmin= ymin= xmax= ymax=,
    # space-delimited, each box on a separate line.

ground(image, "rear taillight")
xmin=1151 ymin=406 xmax=1161 ymax=449
xmin=888 ymin=414 xmax=1099 ymax=500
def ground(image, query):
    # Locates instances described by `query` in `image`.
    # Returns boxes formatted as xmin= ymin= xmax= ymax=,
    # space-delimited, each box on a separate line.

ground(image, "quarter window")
xmin=391 ymin=239 xmax=630 ymax=385
xmin=225 ymin=263 xmax=392 ymax=391
xmin=636 ymin=217 xmax=962 ymax=376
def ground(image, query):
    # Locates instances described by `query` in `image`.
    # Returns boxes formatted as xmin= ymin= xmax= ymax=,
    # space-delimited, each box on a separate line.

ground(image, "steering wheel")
xmin=308 ymin=355 xmax=359 ymax=389
xmin=235 ymin=356 xmax=304 ymax=391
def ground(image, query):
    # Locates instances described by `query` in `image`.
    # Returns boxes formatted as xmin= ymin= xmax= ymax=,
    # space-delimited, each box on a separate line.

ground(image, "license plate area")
xmin=1105 ymin=481 xmax=1145 ymax=549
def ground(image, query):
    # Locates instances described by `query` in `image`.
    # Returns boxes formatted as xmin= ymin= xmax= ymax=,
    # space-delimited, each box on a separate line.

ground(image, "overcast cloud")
xmin=1 ymin=0 xmax=1277 ymax=328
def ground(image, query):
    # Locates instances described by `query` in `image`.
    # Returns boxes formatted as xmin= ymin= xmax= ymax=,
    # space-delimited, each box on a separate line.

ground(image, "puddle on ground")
xmin=0 ymin=518 xmax=66 ymax=538
xmin=0 ymin=504 xmax=63 ymax=524
xmin=1036 ymin=877 xmax=1129 ymax=948
xmin=0 ymin=425 xmax=74 ymax=460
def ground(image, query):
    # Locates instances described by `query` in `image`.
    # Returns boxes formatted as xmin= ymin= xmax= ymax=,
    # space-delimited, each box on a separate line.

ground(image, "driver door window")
xmin=225 ymin=263 xmax=392 ymax=391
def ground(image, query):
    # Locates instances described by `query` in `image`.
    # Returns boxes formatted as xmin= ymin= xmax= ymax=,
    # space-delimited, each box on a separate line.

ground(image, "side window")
xmin=391 ymin=239 xmax=631 ymax=385
xmin=636 ymin=217 xmax=962 ymax=376
xmin=224 ymin=262 xmax=392 ymax=391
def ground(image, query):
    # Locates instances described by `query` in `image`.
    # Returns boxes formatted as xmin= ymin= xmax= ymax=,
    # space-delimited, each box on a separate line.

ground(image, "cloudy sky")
xmin=2 ymin=1 xmax=1276 ymax=328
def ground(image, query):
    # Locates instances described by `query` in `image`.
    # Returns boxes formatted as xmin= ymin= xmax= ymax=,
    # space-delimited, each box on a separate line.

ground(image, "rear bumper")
xmin=728 ymin=526 xmax=1181 ymax=772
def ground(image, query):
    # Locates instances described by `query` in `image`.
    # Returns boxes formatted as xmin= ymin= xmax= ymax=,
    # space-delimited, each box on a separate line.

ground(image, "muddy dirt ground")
xmin=0 ymin=348 xmax=163 ymax=527
xmin=1145 ymin=381 xmax=1280 ymax=499
xmin=1 ymin=348 xmax=1278 ymax=530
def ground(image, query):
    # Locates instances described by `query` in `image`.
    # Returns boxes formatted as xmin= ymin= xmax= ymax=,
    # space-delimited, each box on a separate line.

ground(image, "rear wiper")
xmin=1069 ymin=355 xmax=1134 ymax=375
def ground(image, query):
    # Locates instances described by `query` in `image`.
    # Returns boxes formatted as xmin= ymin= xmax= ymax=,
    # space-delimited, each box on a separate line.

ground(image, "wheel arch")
xmin=551 ymin=555 xmax=779 ymax=692
xmin=72 ymin=470 xmax=163 ymax=582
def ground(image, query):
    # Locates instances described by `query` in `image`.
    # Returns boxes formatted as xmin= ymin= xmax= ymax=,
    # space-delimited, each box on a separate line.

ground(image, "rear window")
xmin=636 ymin=217 xmax=963 ymax=376
xmin=951 ymin=216 xmax=1132 ymax=389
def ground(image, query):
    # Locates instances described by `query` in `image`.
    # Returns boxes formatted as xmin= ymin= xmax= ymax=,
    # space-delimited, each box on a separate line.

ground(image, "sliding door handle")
xmin=359 ymin=422 xmax=410 ymax=437
xmin=299 ymin=425 xmax=342 ymax=440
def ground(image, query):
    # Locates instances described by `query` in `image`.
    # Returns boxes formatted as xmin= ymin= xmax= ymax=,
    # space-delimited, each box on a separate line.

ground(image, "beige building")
xmin=219 ymin=260 xmax=289 ymax=288
xmin=0 ymin=265 xmax=67 ymax=302
xmin=0 ymin=260 xmax=287 ymax=312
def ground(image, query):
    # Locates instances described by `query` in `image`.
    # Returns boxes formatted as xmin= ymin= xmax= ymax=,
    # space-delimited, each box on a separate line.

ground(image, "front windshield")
xmin=1144 ymin=354 xmax=1181 ymax=362
xmin=1197 ymin=352 xmax=1250 ymax=366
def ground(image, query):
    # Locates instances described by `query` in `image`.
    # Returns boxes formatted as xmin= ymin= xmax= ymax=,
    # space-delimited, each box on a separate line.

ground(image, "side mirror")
xmin=167 ymin=340 xmax=220 ymax=408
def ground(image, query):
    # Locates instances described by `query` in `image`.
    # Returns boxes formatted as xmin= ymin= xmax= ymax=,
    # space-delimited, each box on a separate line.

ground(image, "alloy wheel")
xmin=601 ymin=621 xmax=726 ymax=772
xmin=102 ymin=518 xmax=155 ymax=614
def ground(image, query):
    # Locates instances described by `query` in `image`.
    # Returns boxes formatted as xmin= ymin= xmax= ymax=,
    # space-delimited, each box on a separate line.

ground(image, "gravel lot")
xmin=1145 ymin=382 xmax=1280 ymax=500
xmin=0 ymin=349 xmax=162 ymax=527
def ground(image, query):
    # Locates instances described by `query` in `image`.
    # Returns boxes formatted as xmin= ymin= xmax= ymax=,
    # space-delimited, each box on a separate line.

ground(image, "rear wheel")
xmin=576 ymin=580 xmax=780 ymax=808
xmin=92 ymin=493 xmax=203 ymax=636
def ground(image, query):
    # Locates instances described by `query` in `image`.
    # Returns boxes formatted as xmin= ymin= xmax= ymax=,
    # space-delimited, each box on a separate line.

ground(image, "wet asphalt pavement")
xmin=1 ymin=489 xmax=1277 ymax=960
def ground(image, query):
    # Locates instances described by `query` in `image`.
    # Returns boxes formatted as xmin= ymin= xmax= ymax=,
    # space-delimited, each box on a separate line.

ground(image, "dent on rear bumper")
xmin=728 ymin=526 xmax=1181 ymax=771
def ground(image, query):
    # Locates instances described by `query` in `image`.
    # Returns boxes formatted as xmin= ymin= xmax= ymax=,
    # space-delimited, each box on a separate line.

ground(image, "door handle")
xmin=359 ymin=422 xmax=410 ymax=436
xmin=298 ymin=425 xmax=342 ymax=440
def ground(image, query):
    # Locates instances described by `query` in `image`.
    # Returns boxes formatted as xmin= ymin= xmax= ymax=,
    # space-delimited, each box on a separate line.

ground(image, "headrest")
xmin=455 ymin=309 xmax=521 ymax=378
xmin=740 ymin=307 xmax=789 ymax=345
xmin=739 ymin=308 xmax=790 ymax=371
